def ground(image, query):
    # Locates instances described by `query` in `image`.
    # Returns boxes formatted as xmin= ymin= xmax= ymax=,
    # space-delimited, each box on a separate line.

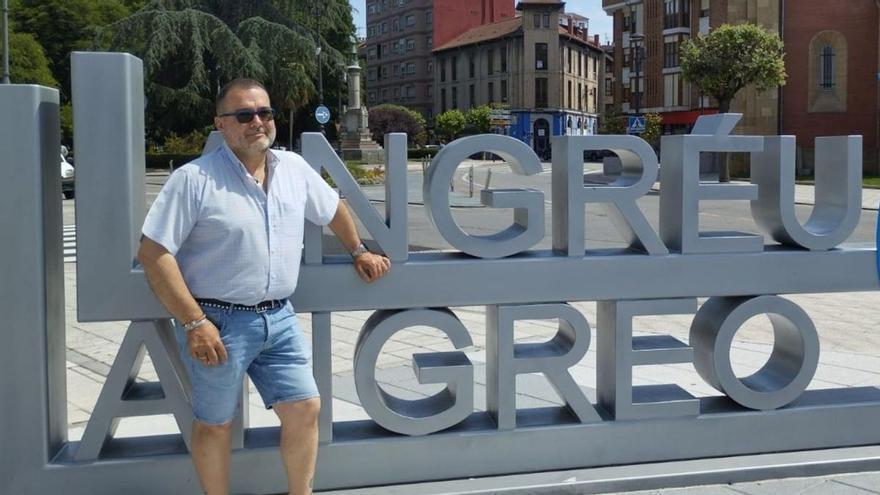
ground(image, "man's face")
xmin=214 ymin=86 xmax=276 ymax=156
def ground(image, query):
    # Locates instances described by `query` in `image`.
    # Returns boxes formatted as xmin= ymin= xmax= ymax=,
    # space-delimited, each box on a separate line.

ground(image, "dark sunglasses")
xmin=218 ymin=107 xmax=276 ymax=124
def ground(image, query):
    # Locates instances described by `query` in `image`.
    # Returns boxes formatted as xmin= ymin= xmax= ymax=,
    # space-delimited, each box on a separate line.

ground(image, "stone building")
xmin=433 ymin=0 xmax=606 ymax=158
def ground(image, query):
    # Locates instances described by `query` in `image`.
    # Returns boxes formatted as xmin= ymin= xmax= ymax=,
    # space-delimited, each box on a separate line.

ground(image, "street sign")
xmin=628 ymin=116 xmax=646 ymax=134
xmin=315 ymin=105 xmax=331 ymax=125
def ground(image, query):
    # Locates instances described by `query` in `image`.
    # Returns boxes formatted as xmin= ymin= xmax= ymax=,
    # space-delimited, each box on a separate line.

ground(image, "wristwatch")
xmin=350 ymin=242 xmax=370 ymax=258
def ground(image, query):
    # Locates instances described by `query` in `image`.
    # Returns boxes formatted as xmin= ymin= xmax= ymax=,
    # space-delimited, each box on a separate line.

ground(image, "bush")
xmin=322 ymin=163 xmax=385 ymax=187
xmin=145 ymin=153 xmax=202 ymax=170
xmin=368 ymin=104 xmax=427 ymax=145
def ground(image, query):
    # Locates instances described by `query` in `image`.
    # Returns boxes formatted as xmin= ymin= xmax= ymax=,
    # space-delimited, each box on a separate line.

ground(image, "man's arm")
xmin=137 ymin=237 xmax=228 ymax=366
xmin=327 ymin=201 xmax=391 ymax=283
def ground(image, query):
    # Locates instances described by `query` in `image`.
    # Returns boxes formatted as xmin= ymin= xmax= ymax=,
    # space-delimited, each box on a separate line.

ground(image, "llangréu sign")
xmin=1 ymin=52 xmax=878 ymax=495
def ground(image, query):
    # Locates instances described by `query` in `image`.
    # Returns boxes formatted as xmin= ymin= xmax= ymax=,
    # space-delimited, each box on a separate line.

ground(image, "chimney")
xmin=594 ymin=34 xmax=599 ymax=45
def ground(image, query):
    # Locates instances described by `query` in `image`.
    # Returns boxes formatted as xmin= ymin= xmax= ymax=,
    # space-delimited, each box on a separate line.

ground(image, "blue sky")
xmin=348 ymin=0 xmax=614 ymax=45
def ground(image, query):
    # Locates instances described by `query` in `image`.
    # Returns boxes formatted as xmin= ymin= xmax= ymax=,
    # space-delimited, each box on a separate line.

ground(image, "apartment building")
xmin=364 ymin=0 xmax=515 ymax=121
xmin=433 ymin=0 xmax=606 ymax=159
xmin=604 ymin=0 xmax=879 ymax=173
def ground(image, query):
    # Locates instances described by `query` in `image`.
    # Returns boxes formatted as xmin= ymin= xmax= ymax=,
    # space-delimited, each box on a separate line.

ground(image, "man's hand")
xmin=354 ymin=252 xmax=391 ymax=283
xmin=187 ymin=320 xmax=228 ymax=367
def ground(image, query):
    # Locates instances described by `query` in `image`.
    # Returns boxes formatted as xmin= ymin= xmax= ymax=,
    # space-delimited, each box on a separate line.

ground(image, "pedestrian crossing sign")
xmin=628 ymin=116 xmax=646 ymax=134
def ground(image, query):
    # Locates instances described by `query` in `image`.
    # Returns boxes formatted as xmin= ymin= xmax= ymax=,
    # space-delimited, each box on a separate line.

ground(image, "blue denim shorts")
xmin=175 ymin=300 xmax=319 ymax=425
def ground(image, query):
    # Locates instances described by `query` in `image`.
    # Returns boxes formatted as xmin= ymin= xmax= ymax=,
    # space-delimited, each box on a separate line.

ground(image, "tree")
xmin=680 ymin=23 xmax=786 ymax=181
xmin=100 ymin=0 xmax=353 ymax=142
xmin=10 ymin=0 xmax=132 ymax=99
xmin=368 ymin=104 xmax=426 ymax=145
xmin=435 ymin=110 xmax=466 ymax=143
xmin=0 ymin=32 xmax=58 ymax=87
xmin=465 ymin=105 xmax=491 ymax=135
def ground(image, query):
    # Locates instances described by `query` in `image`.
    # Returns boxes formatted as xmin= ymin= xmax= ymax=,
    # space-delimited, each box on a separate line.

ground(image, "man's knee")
xmin=276 ymin=397 xmax=321 ymax=427
xmin=193 ymin=420 xmax=234 ymax=438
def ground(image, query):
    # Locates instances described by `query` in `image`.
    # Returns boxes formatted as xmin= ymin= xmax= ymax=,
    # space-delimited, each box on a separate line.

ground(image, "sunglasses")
xmin=218 ymin=107 xmax=276 ymax=124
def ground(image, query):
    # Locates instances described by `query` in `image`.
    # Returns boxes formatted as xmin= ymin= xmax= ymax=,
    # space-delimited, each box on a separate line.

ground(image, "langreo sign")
xmin=1 ymin=52 xmax=879 ymax=495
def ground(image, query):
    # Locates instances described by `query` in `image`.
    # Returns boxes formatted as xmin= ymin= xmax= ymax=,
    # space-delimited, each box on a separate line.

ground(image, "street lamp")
xmin=2 ymin=0 xmax=10 ymax=84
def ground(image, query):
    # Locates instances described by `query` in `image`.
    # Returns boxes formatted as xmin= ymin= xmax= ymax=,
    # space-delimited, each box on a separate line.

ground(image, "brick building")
xmin=603 ymin=0 xmax=880 ymax=173
xmin=433 ymin=0 xmax=606 ymax=158
xmin=363 ymin=0 xmax=515 ymax=121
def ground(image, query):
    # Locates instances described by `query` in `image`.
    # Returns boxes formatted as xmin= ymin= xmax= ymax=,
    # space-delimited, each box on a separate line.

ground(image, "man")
xmin=138 ymin=79 xmax=390 ymax=495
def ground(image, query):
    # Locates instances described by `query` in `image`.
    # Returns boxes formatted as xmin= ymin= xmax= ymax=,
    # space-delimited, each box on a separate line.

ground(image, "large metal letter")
xmin=0 ymin=83 xmax=67 ymax=491
xmin=690 ymin=295 xmax=820 ymax=410
xmin=597 ymin=299 xmax=699 ymax=420
xmin=552 ymin=135 xmax=667 ymax=255
xmin=302 ymin=133 xmax=408 ymax=262
xmin=486 ymin=303 xmax=600 ymax=430
xmin=75 ymin=321 xmax=193 ymax=460
xmin=751 ymin=136 xmax=861 ymax=251
xmin=353 ymin=308 xmax=474 ymax=435
xmin=424 ymin=134 xmax=544 ymax=258
xmin=660 ymin=114 xmax=764 ymax=253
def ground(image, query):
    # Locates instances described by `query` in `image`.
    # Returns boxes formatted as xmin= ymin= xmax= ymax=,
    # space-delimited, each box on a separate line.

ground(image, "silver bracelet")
xmin=182 ymin=315 xmax=208 ymax=332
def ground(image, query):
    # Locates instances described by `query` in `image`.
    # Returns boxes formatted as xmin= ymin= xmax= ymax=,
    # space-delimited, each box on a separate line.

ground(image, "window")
xmin=535 ymin=43 xmax=548 ymax=70
xmin=664 ymin=0 xmax=689 ymax=29
xmin=488 ymin=49 xmax=494 ymax=75
xmin=452 ymin=56 xmax=458 ymax=80
xmin=406 ymin=85 xmax=415 ymax=98
xmin=501 ymin=79 xmax=508 ymax=103
xmin=452 ymin=87 xmax=458 ymax=108
xmin=393 ymin=65 xmax=400 ymax=76
xmin=427 ymin=35 xmax=433 ymax=48
xmin=426 ymin=11 xmax=433 ymax=25
xmin=469 ymin=55 xmax=475 ymax=78
xmin=567 ymin=47 xmax=572 ymax=73
xmin=535 ymin=77 xmax=548 ymax=107
xmin=392 ymin=17 xmax=399 ymax=31
xmin=394 ymin=87 xmax=400 ymax=99
xmin=578 ymin=83 xmax=582 ymax=110
xmin=534 ymin=14 xmax=541 ymax=28
xmin=469 ymin=84 xmax=475 ymax=108
xmin=820 ymin=45 xmax=835 ymax=90
xmin=368 ymin=3 xmax=377 ymax=15
xmin=367 ymin=69 xmax=376 ymax=81
xmin=368 ymin=47 xmax=376 ymax=59
xmin=567 ymin=81 xmax=572 ymax=108
xmin=427 ymin=85 xmax=433 ymax=97
xmin=407 ymin=62 xmax=416 ymax=75
xmin=441 ymin=88 xmax=447 ymax=112
xmin=405 ymin=14 xmax=415 ymax=27
xmin=381 ymin=22 xmax=387 ymax=34
xmin=407 ymin=39 xmax=415 ymax=51
xmin=500 ymin=47 xmax=507 ymax=72
xmin=440 ymin=59 xmax=446 ymax=82
xmin=427 ymin=61 xmax=433 ymax=74
xmin=664 ymin=40 xmax=679 ymax=68
xmin=368 ymin=91 xmax=376 ymax=103
xmin=381 ymin=65 xmax=388 ymax=79
xmin=543 ymin=13 xmax=550 ymax=28
xmin=664 ymin=73 xmax=682 ymax=106
xmin=488 ymin=82 xmax=494 ymax=103
xmin=578 ymin=52 xmax=583 ymax=77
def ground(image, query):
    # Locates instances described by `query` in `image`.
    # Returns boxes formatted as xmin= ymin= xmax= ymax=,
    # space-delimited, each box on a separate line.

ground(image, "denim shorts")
xmin=175 ymin=300 xmax=319 ymax=425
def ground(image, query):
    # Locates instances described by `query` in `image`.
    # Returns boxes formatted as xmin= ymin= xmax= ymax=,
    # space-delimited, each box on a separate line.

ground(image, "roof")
xmin=516 ymin=0 xmax=566 ymax=10
xmin=433 ymin=17 xmax=522 ymax=52
xmin=558 ymin=26 xmax=603 ymax=51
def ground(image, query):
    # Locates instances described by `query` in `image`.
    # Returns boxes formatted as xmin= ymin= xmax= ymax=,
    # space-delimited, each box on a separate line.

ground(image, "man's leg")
xmin=191 ymin=420 xmax=234 ymax=495
xmin=274 ymin=398 xmax=321 ymax=495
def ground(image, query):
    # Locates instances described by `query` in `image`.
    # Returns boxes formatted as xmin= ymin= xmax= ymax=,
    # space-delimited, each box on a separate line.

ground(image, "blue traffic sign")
xmin=627 ymin=116 xmax=646 ymax=134
xmin=315 ymin=105 xmax=331 ymax=125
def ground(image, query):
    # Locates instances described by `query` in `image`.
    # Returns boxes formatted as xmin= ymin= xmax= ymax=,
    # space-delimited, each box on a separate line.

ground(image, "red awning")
xmin=660 ymin=109 xmax=719 ymax=125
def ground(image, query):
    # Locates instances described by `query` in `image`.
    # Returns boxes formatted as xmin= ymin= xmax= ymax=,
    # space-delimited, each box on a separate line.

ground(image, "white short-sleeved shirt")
xmin=142 ymin=142 xmax=339 ymax=305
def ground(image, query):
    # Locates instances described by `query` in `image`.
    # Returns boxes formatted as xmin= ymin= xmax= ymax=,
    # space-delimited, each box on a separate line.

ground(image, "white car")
xmin=61 ymin=153 xmax=75 ymax=199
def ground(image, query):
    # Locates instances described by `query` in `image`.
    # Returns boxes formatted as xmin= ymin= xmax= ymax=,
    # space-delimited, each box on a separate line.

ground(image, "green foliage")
xmin=145 ymin=152 xmax=202 ymax=169
xmin=599 ymin=108 xmax=626 ymax=135
xmin=1 ymin=31 xmax=58 ymax=87
xmin=680 ymin=23 xmax=786 ymax=112
xmin=163 ymin=129 xmax=210 ymax=153
xmin=642 ymin=113 xmax=662 ymax=147
xmin=321 ymin=163 xmax=384 ymax=187
xmin=465 ymin=105 xmax=492 ymax=134
xmin=10 ymin=0 xmax=133 ymax=99
xmin=98 ymin=0 xmax=353 ymax=142
xmin=368 ymin=104 xmax=427 ymax=145
xmin=60 ymin=103 xmax=74 ymax=144
xmin=435 ymin=110 xmax=466 ymax=142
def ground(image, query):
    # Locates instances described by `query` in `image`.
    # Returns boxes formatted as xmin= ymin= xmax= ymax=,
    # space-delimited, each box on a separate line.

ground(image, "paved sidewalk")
xmin=61 ymin=179 xmax=880 ymax=494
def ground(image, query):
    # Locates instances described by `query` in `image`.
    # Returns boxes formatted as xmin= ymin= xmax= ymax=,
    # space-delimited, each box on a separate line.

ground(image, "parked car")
xmin=61 ymin=152 xmax=75 ymax=199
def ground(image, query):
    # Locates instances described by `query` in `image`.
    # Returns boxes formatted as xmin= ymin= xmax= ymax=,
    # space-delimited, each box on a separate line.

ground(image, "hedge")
xmin=145 ymin=153 xmax=202 ymax=170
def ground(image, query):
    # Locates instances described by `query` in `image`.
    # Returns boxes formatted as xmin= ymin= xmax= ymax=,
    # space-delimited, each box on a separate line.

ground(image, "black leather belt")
xmin=196 ymin=298 xmax=287 ymax=313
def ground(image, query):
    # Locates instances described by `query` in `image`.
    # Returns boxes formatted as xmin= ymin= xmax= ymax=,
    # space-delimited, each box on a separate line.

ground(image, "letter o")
xmin=690 ymin=295 xmax=819 ymax=410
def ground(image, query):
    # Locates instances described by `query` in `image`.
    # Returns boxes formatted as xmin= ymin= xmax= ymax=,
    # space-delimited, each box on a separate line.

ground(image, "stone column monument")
xmin=340 ymin=61 xmax=383 ymax=161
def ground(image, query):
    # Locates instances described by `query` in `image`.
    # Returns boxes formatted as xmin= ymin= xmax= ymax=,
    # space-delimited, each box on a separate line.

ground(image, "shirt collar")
xmin=220 ymin=141 xmax=279 ymax=178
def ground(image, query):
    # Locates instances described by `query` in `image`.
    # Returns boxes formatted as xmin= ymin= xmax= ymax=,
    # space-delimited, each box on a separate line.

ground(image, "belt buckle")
xmin=255 ymin=300 xmax=274 ymax=313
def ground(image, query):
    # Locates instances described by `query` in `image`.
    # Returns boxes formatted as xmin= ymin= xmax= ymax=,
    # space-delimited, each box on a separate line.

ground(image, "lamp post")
xmin=2 ymin=0 xmax=10 ymax=84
